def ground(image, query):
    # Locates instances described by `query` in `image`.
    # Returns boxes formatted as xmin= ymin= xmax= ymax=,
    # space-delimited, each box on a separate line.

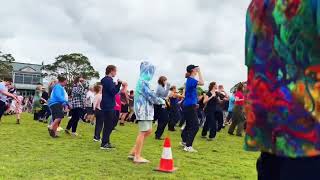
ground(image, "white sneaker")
xmin=183 ymin=146 xmax=198 ymax=153
xmin=57 ymin=127 xmax=64 ymax=132
xmin=71 ymin=132 xmax=79 ymax=137
xmin=93 ymin=138 xmax=101 ymax=142
xmin=179 ymin=142 xmax=186 ymax=147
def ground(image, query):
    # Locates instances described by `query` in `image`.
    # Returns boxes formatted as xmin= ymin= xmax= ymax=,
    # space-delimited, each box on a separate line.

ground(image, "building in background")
xmin=12 ymin=62 xmax=43 ymax=96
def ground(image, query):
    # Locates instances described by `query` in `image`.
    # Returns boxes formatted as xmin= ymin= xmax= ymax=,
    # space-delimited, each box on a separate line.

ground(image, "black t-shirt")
xmin=198 ymin=96 xmax=205 ymax=110
xmin=41 ymin=91 xmax=49 ymax=104
xmin=205 ymin=91 xmax=219 ymax=112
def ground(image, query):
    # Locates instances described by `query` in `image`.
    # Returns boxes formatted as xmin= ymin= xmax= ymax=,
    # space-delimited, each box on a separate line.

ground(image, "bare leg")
xmin=120 ymin=113 xmax=127 ymax=124
xmin=133 ymin=129 xmax=152 ymax=160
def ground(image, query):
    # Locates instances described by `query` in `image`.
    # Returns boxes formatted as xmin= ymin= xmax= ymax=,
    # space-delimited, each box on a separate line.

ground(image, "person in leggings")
xmin=93 ymin=84 xmax=103 ymax=142
xmin=154 ymin=76 xmax=170 ymax=140
xmin=100 ymin=65 xmax=122 ymax=150
xmin=245 ymin=1 xmax=320 ymax=179
xmin=65 ymin=77 xmax=86 ymax=136
xmin=181 ymin=65 xmax=204 ymax=153
xmin=202 ymin=82 xmax=220 ymax=141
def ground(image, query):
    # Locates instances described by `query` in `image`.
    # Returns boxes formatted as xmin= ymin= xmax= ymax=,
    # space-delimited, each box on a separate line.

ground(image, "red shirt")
xmin=234 ymin=91 xmax=244 ymax=106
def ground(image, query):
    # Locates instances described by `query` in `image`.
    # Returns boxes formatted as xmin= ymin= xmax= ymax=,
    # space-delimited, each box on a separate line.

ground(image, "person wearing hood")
xmin=129 ymin=61 xmax=165 ymax=163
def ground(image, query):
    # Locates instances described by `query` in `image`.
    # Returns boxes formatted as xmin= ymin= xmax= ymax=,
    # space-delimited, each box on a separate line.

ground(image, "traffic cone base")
xmin=154 ymin=167 xmax=178 ymax=173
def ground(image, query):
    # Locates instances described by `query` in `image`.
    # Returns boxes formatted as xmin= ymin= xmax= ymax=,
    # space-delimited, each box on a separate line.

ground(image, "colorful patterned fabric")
xmin=134 ymin=61 xmax=165 ymax=121
xmin=245 ymin=0 xmax=320 ymax=158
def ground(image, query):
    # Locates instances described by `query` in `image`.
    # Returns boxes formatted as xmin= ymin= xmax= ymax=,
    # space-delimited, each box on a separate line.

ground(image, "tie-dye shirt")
xmin=245 ymin=0 xmax=320 ymax=158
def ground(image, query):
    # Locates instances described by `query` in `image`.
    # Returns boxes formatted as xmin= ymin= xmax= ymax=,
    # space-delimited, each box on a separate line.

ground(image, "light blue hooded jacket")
xmin=134 ymin=61 xmax=165 ymax=120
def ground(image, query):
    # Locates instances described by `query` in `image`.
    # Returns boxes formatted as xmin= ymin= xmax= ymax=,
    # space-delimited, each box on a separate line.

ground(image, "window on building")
xmin=14 ymin=73 xmax=24 ymax=84
xmin=23 ymin=74 xmax=32 ymax=84
xmin=32 ymin=75 xmax=41 ymax=84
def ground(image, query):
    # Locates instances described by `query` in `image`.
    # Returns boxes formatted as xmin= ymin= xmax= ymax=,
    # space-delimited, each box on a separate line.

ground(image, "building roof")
xmin=11 ymin=62 xmax=42 ymax=73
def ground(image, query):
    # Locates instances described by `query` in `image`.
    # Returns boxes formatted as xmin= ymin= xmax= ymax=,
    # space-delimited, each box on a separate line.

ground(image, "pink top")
xmin=114 ymin=94 xmax=121 ymax=111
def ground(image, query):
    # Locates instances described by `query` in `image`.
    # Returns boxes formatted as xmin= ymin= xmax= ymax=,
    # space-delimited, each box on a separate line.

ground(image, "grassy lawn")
xmin=0 ymin=113 xmax=259 ymax=180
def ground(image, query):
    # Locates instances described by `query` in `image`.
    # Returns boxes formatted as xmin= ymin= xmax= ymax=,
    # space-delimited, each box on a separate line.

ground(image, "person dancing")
xmin=129 ymin=61 xmax=165 ymax=163
xmin=48 ymin=76 xmax=68 ymax=138
xmin=181 ymin=65 xmax=204 ymax=152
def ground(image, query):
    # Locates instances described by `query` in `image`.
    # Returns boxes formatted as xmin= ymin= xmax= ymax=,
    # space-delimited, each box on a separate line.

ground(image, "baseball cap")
xmin=186 ymin=65 xmax=199 ymax=73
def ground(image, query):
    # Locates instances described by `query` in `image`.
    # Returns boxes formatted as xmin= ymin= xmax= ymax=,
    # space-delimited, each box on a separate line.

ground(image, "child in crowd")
xmin=15 ymin=92 xmax=24 ymax=124
xmin=114 ymin=93 xmax=121 ymax=129
xmin=93 ymin=84 xmax=103 ymax=142
xmin=129 ymin=61 xmax=165 ymax=163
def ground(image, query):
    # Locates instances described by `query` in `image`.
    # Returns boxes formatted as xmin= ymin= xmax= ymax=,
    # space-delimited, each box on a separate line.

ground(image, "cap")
xmin=186 ymin=65 xmax=199 ymax=73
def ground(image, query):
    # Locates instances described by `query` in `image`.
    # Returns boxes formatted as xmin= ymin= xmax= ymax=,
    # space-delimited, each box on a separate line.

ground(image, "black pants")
xmin=66 ymin=108 xmax=83 ymax=133
xmin=168 ymin=107 xmax=180 ymax=131
xmin=226 ymin=111 xmax=233 ymax=122
xmin=0 ymin=101 xmax=6 ymax=120
xmin=114 ymin=110 xmax=120 ymax=128
xmin=181 ymin=106 xmax=199 ymax=147
xmin=257 ymin=152 xmax=320 ymax=180
xmin=155 ymin=105 xmax=169 ymax=138
xmin=39 ymin=105 xmax=51 ymax=120
xmin=215 ymin=110 xmax=223 ymax=132
xmin=94 ymin=109 xmax=104 ymax=140
xmin=201 ymin=111 xmax=217 ymax=139
xmin=101 ymin=110 xmax=116 ymax=146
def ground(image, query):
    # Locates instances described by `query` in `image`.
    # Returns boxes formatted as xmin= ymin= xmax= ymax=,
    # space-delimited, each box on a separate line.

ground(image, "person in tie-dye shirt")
xmin=245 ymin=0 xmax=320 ymax=179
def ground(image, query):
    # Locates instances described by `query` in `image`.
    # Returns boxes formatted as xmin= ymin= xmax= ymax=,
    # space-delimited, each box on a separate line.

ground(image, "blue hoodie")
xmin=134 ymin=61 xmax=165 ymax=121
xmin=48 ymin=84 xmax=68 ymax=107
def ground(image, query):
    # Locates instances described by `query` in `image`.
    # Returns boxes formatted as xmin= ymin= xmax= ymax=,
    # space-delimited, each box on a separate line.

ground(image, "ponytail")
xmin=185 ymin=72 xmax=191 ymax=78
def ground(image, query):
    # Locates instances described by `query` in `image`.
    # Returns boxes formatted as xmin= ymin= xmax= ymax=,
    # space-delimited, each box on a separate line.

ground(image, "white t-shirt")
xmin=0 ymin=82 xmax=8 ymax=103
xmin=86 ymin=91 xmax=95 ymax=107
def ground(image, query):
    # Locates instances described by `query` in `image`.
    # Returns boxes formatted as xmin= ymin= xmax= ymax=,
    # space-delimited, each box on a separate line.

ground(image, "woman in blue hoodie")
xmin=129 ymin=61 xmax=165 ymax=163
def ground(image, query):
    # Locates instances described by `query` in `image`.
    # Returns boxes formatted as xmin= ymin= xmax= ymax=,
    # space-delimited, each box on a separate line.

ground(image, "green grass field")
xmin=0 ymin=113 xmax=259 ymax=180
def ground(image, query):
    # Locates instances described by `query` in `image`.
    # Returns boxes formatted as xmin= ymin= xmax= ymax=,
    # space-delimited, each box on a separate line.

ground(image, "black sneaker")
xmin=155 ymin=137 xmax=164 ymax=140
xmin=100 ymin=143 xmax=116 ymax=150
xmin=48 ymin=128 xmax=55 ymax=137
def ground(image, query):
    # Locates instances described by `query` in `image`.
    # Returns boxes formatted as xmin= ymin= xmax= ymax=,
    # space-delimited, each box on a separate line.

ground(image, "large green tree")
xmin=0 ymin=51 xmax=15 ymax=79
xmin=43 ymin=53 xmax=100 ymax=91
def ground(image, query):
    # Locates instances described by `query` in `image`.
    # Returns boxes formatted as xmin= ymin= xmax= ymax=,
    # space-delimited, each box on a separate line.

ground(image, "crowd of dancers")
xmin=0 ymin=62 xmax=246 ymax=163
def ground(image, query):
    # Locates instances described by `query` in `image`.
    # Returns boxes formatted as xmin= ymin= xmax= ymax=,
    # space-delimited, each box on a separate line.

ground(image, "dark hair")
xmin=3 ymin=77 xmax=13 ymax=82
xmin=208 ymin=82 xmax=216 ymax=91
xmin=170 ymin=85 xmax=177 ymax=91
xmin=130 ymin=90 xmax=134 ymax=95
xmin=105 ymin=65 xmax=116 ymax=75
xmin=57 ymin=76 xmax=67 ymax=83
xmin=185 ymin=72 xmax=191 ymax=78
xmin=74 ymin=77 xmax=81 ymax=84
xmin=93 ymin=84 xmax=101 ymax=94
xmin=158 ymin=76 xmax=167 ymax=87
xmin=237 ymin=83 xmax=244 ymax=92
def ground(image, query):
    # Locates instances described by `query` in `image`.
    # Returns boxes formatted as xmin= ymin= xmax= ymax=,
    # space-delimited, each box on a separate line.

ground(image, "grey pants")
xmin=228 ymin=105 xmax=245 ymax=136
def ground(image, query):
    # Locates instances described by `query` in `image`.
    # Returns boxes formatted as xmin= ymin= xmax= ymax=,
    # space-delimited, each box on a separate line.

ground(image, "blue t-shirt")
xmin=228 ymin=95 xmax=235 ymax=112
xmin=183 ymin=77 xmax=198 ymax=107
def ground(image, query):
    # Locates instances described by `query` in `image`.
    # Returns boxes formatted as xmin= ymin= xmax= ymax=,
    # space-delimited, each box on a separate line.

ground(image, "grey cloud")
xmin=0 ymin=0 xmax=251 ymax=91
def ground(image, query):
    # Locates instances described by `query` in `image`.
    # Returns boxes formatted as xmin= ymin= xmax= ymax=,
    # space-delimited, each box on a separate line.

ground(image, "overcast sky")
xmin=0 ymin=0 xmax=250 ymax=91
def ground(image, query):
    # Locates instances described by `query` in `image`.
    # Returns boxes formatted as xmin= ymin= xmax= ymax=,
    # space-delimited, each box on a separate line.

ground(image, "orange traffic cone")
xmin=155 ymin=137 xmax=177 ymax=173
